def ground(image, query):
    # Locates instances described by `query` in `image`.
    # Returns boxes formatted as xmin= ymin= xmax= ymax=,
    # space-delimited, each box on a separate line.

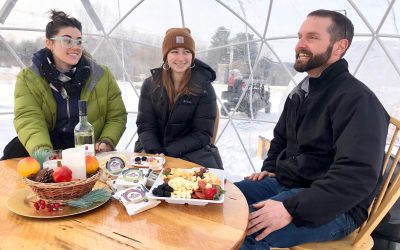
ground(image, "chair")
xmin=211 ymin=106 xmax=220 ymax=145
xmin=289 ymin=116 xmax=400 ymax=250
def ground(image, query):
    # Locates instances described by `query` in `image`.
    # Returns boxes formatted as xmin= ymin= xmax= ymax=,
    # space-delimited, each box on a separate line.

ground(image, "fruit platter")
xmin=147 ymin=167 xmax=225 ymax=206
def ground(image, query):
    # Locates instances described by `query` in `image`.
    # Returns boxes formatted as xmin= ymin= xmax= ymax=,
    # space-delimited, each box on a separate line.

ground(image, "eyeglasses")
xmin=50 ymin=36 xmax=83 ymax=48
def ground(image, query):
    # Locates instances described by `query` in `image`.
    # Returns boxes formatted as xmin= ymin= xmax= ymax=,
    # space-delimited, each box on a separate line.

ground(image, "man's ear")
xmin=335 ymin=39 xmax=349 ymax=57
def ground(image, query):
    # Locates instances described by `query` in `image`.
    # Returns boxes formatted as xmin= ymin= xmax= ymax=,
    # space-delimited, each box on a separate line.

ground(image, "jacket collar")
xmin=308 ymin=59 xmax=349 ymax=91
xmin=29 ymin=53 xmax=104 ymax=93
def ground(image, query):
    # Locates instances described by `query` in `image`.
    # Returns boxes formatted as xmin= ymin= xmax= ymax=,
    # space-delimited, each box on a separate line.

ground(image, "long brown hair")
xmin=161 ymin=65 xmax=199 ymax=110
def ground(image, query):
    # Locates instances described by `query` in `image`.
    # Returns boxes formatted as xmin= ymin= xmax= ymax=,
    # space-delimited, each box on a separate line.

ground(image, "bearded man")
xmin=235 ymin=9 xmax=389 ymax=250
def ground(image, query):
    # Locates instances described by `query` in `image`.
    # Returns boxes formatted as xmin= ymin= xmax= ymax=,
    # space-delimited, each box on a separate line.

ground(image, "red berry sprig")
xmin=32 ymin=199 xmax=61 ymax=212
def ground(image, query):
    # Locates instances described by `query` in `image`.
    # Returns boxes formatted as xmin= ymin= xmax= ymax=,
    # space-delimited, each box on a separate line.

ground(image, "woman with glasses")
xmin=134 ymin=28 xmax=222 ymax=169
xmin=1 ymin=10 xmax=127 ymax=159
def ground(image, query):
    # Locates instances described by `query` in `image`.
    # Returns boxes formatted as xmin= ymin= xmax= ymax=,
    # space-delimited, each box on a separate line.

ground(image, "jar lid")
xmin=122 ymin=168 xmax=143 ymax=183
xmin=106 ymin=156 xmax=126 ymax=176
xmin=121 ymin=187 xmax=145 ymax=204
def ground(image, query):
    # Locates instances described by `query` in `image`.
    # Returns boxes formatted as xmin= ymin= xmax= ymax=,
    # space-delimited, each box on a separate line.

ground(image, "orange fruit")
xmin=17 ymin=157 xmax=41 ymax=177
xmin=86 ymin=155 xmax=99 ymax=174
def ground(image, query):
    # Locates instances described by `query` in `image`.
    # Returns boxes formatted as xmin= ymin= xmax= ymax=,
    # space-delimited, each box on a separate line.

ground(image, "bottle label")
xmin=76 ymin=144 xmax=95 ymax=156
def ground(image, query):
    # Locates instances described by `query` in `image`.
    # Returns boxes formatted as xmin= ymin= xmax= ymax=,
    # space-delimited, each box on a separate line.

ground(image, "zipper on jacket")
xmin=156 ymin=84 xmax=162 ymax=100
xmin=50 ymin=84 xmax=71 ymax=119
xmin=163 ymin=90 xmax=185 ymax=144
xmin=59 ymin=87 xmax=71 ymax=119
xmin=293 ymin=87 xmax=309 ymax=146
xmin=66 ymin=96 xmax=71 ymax=119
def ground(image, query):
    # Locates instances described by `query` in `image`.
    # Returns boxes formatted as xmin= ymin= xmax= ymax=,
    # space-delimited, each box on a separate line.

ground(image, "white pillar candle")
xmin=62 ymin=147 xmax=86 ymax=180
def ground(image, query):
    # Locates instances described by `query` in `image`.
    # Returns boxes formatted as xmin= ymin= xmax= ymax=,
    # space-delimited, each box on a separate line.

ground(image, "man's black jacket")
xmin=262 ymin=59 xmax=390 ymax=227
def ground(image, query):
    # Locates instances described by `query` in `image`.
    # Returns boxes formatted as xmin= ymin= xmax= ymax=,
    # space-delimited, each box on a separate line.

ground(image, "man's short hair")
xmin=308 ymin=9 xmax=354 ymax=51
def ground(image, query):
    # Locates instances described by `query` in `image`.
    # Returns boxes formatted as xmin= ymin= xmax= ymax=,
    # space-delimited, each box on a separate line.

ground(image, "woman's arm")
xmin=14 ymin=69 xmax=53 ymax=155
xmin=136 ymin=78 xmax=164 ymax=153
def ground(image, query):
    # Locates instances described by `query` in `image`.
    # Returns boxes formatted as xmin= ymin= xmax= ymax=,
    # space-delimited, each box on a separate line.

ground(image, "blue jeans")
xmin=234 ymin=177 xmax=357 ymax=250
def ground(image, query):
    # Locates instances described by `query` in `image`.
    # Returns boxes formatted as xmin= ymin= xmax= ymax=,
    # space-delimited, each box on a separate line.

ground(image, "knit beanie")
xmin=162 ymin=27 xmax=195 ymax=62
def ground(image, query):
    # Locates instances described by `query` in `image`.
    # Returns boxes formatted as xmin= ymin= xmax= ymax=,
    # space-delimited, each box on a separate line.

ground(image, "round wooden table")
xmin=0 ymin=156 xmax=248 ymax=249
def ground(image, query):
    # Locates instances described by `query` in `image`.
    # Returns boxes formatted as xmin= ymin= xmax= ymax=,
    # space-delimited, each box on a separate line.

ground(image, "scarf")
xmin=32 ymin=48 xmax=90 ymax=98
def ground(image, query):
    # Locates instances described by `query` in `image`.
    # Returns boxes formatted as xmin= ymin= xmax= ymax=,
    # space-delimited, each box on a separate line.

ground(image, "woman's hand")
xmin=95 ymin=141 xmax=113 ymax=153
xmin=245 ymin=171 xmax=276 ymax=181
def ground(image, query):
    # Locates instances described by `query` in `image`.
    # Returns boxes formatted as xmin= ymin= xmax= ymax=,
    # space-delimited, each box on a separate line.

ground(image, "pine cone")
xmin=35 ymin=168 xmax=55 ymax=183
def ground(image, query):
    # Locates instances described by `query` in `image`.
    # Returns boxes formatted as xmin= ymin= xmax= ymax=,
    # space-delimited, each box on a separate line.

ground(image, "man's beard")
xmin=294 ymin=44 xmax=333 ymax=72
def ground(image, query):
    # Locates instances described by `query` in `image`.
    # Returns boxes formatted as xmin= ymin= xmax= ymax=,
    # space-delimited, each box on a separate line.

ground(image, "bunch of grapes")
xmin=152 ymin=183 xmax=173 ymax=197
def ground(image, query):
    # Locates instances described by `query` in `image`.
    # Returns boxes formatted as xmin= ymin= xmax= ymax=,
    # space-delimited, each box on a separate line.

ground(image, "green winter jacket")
xmin=14 ymin=59 xmax=127 ymax=155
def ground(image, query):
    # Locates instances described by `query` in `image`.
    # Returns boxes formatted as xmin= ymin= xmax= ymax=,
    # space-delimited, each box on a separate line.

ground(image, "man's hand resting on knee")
xmin=245 ymin=171 xmax=276 ymax=181
xmin=247 ymin=199 xmax=293 ymax=241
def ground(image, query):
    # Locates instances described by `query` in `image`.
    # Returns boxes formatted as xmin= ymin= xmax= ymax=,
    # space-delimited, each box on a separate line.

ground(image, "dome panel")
xmin=182 ymin=0 xmax=270 ymax=42
xmin=1 ymin=0 xmax=99 ymax=34
xmin=217 ymin=118 xmax=276 ymax=181
xmin=107 ymin=0 xmax=183 ymax=41
xmin=0 ymin=30 xmax=42 ymax=67
xmin=267 ymin=0 xmax=376 ymax=36
xmin=357 ymin=0 xmax=399 ymax=34
xmin=352 ymin=38 xmax=400 ymax=115
xmin=379 ymin=1 xmax=400 ymax=34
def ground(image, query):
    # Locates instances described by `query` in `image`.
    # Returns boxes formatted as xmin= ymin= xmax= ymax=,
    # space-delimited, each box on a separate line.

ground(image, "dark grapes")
xmin=152 ymin=183 xmax=173 ymax=197
xmin=134 ymin=156 xmax=141 ymax=163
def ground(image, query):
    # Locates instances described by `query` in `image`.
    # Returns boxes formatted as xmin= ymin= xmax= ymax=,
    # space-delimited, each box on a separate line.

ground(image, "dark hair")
xmin=308 ymin=9 xmax=354 ymax=55
xmin=45 ymin=9 xmax=82 ymax=39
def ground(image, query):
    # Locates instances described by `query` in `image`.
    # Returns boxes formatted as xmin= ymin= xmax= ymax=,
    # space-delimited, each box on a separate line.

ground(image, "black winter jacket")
xmin=135 ymin=59 xmax=217 ymax=157
xmin=262 ymin=59 xmax=389 ymax=228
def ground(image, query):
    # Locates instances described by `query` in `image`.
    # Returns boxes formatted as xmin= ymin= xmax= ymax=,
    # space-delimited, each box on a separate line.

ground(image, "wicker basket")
xmin=23 ymin=170 xmax=101 ymax=202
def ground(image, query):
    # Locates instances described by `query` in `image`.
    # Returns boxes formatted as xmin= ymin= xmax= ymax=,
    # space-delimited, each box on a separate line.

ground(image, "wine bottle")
xmin=74 ymin=100 xmax=95 ymax=156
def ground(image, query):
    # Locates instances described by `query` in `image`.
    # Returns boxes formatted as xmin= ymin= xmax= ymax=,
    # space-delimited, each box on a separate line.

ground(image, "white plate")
xmin=147 ymin=168 xmax=225 ymax=206
xmin=130 ymin=156 xmax=165 ymax=169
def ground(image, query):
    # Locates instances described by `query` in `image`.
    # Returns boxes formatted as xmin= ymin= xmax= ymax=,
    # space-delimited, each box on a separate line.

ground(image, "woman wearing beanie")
xmin=135 ymin=27 xmax=222 ymax=169
xmin=1 ymin=10 xmax=127 ymax=159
